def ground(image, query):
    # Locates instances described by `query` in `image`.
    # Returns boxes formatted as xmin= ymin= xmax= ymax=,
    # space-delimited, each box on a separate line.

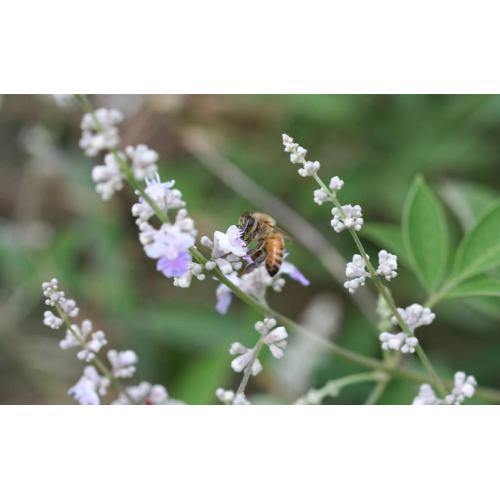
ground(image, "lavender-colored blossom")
xmin=212 ymin=225 xmax=247 ymax=258
xmin=229 ymin=342 xmax=263 ymax=375
xmin=280 ymin=261 xmax=310 ymax=286
xmin=157 ymin=251 xmax=191 ymax=278
xmin=107 ymin=349 xmax=138 ymax=378
xmin=213 ymin=259 xmax=309 ymax=315
xmin=215 ymin=284 xmax=233 ymax=314
xmin=144 ymin=224 xmax=192 ymax=259
xmin=68 ymin=366 xmax=110 ymax=405
xmin=143 ymin=224 xmax=194 ymax=278
xmin=79 ymin=108 xmax=123 ymax=157
xmin=68 ymin=377 xmax=99 ymax=405
xmin=255 ymin=318 xmax=289 ymax=359
xmin=144 ymin=175 xmax=183 ymax=212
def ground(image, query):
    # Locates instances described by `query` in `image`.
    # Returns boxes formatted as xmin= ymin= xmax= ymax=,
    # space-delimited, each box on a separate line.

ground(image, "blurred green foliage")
xmin=1 ymin=94 xmax=500 ymax=404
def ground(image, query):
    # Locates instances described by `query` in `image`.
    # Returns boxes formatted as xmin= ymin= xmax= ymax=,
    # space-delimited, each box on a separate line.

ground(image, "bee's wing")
xmin=274 ymin=225 xmax=293 ymax=241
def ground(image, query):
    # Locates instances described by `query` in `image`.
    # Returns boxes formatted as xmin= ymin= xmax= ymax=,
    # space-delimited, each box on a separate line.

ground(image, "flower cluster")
xmin=343 ymin=250 xmax=398 ymax=294
xmin=90 ymin=145 xmax=161 ymax=201
xmin=42 ymin=278 xmax=79 ymax=319
xmin=229 ymin=319 xmax=288 ymax=371
xmin=282 ymin=134 xmax=317 ymax=176
xmin=201 ymin=225 xmax=247 ymax=275
xmin=126 ymin=144 xmax=159 ymax=181
xmin=229 ymin=342 xmax=263 ymax=375
xmin=68 ymin=366 xmax=110 ymax=405
xmin=59 ymin=319 xmax=107 ymax=362
xmin=91 ymin=153 xmax=124 ymax=201
xmin=344 ymin=254 xmax=369 ymax=294
xmin=444 ymin=371 xmax=477 ymax=405
xmin=133 ymin=174 xmax=198 ymax=284
xmin=394 ymin=303 xmax=435 ymax=332
xmin=331 ymin=204 xmax=364 ymax=233
xmin=219 ymin=318 xmax=289 ymax=404
xmin=42 ymin=278 xmax=176 ymax=405
xmin=379 ymin=303 xmax=435 ymax=354
xmin=379 ymin=332 xmax=419 ymax=354
xmin=108 ymin=349 xmax=138 ymax=378
xmin=255 ymin=317 xmax=288 ymax=359
xmin=80 ymin=108 xmax=123 ymax=157
xmin=412 ymin=383 xmax=440 ymax=405
xmin=376 ymin=250 xmax=398 ymax=281
xmin=215 ymin=258 xmax=309 ymax=315
xmin=413 ymin=371 xmax=477 ymax=405
xmin=80 ymin=106 xmax=160 ymax=202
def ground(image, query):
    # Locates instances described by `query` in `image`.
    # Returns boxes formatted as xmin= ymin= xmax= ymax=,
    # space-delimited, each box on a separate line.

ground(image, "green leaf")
xmin=445 ymin=275 xmax=500 ymax=300
xmin=453 ymin=202 xmax=500 ymax=281
xmin=402 ymin=176 xmax=449 ymax=292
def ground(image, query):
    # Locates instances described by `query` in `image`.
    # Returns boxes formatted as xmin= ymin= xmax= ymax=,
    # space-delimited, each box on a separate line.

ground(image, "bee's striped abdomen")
xmin=264 ymin=233 xmax=285 ymax=277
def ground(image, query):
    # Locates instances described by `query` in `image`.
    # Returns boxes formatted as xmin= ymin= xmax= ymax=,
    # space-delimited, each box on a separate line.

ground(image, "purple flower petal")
xmin=68 ymin=379 xmax=99 ymax=405
xmin=157 ymin=251 xmax=191 ymax=278
xmin=215 ymin=284 xmax=233 ymax=315
xmin=280 ymin=262 xmax=310 ymax=286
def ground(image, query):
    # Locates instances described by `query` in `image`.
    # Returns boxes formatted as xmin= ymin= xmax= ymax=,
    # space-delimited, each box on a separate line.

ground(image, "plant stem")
xmin=364 ymin=351 xmax=400 ymax=404
xmin=298 ymin=372 xmax=383 ymax=404
xmin=364 ymin=377 xmax=390 ymax=405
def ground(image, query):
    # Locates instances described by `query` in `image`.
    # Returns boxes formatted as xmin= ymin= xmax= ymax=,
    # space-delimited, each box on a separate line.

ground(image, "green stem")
xmin=364 ymin=377 xmax=390 ymax=405
xmin=364 ymin=351 xmax=399 ymax=404
xmin=298 ymin=372 xmax=383 ymax=404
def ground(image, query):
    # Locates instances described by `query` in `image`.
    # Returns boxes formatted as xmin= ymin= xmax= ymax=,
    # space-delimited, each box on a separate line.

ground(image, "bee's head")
xmin=239 ymin=211 xmax=254 ymax=235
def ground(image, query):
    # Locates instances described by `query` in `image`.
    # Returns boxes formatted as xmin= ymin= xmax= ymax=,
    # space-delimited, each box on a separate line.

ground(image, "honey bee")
xmin=238 ymin=211 xmax=289 ymax=277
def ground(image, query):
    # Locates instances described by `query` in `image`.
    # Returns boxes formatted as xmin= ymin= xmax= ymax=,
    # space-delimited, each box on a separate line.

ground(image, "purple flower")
xmin=280 ymin=261 xmax=310 ymax=286
xmin=144 ymin=224 xmax=192 ymax=259
xmin=143 ymin=175 xmax=176 ymax=210
xmin=215 ymin=284 xmax=233 ymax=314
xmin=68 ymin=377 xmax=99 ymax=405
xmin=143 ymin=223 xmax=194 ymax=278
xmin=68 ymin=366 xmax=109 ymax=405
xmin=157 ymin=251 xmax=191 ymax=278
xmin=213 ymin=225 xmax=247 ymax=258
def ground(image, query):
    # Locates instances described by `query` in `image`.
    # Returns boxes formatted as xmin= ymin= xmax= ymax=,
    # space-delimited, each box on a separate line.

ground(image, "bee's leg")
xmin=240 ymin=246 xmax=266 ymax=275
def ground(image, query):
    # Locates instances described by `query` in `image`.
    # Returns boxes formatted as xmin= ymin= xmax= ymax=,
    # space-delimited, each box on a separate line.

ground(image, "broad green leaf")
xmin=403 ymin=176 xmax=449 ymax=292
xmin=453 ymin=202 xmax=500 ymax=281
xmin=445 ymin=275 xmax=500 ymax=300
xmin=362 ymin=223 xmax=409 ymax=266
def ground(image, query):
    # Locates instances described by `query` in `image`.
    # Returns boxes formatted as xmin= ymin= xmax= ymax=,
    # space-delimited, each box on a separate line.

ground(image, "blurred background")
xmin=1 ymin=94 xmax=500 ymax=404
